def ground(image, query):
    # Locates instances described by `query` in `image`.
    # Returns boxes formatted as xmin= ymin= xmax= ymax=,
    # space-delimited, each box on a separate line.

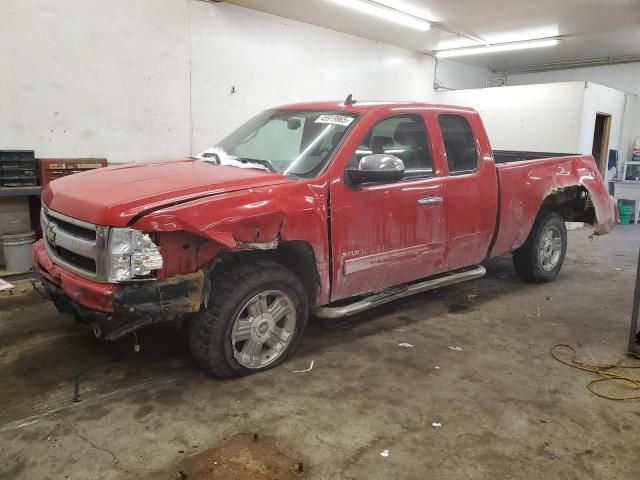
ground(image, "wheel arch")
xmin=511 ymin=186 xmax=596 ymax=253
xmin=209 ymin=240 xmax=321 ymax=306
xmin=540 ymin=185 xmax=597 ymax=224
xmin=490 ymin=158 xmax=616 ymax=259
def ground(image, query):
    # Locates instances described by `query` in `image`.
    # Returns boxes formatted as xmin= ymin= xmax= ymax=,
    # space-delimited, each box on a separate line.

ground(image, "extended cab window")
xmin=439 ymin=114 xmax=478 ymax=175
xmin=349 ymin=115 xmax=433 ymax=179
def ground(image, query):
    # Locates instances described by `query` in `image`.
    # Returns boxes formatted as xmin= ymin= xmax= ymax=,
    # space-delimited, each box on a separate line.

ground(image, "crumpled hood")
xmin=42 ymin=159 xmax=292 ymax=226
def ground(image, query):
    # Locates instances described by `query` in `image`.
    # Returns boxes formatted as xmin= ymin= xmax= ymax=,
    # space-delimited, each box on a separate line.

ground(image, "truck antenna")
xmin=344 ymin=94 xmax=356 ymax=106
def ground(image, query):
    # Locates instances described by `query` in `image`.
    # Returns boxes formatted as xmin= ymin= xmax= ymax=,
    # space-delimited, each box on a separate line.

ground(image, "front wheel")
xmin=189 ymin=261 xmax=309 ymax=378
xmin=513 ymin=211 xmax=567 ymax=283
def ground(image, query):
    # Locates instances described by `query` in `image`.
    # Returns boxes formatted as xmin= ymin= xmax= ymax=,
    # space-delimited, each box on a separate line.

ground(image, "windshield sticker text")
xmin=315 ymin=114 xmax=355 ymax=127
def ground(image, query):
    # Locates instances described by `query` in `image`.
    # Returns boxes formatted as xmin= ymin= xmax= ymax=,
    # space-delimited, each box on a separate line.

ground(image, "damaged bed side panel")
xmin=489 ymin=155 xmax=616 ymax=258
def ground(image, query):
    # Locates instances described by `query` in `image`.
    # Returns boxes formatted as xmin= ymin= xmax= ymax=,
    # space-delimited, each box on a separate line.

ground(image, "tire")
xmin=189 ymin=260 xmax=309 ymax=378
xmin=513 ymin=211 xmax=567 ymax=283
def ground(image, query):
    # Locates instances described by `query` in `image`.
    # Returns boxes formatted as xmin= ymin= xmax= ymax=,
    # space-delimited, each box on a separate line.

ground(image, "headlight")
xmin=107 ymin=228 xmax=163 ymax=282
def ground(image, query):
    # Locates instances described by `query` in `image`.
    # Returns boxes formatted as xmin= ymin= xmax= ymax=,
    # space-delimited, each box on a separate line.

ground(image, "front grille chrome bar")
xmin=41 ymin=205 xmax=110 ymax=282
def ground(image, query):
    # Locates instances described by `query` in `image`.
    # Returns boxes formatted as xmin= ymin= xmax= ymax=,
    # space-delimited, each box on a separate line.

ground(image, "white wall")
xmin=579 ymin=82 xmax=629 ymax=182
xmin=434 ymin=82 xmax=586 ymax=153
xmin=507 ymin=63 xmax=640 ymax=97
xmin=1 ymin=0 xmax=490 ymax=164
xmin=435 ymin=59 xmax=488 ymax=91
xmin=189 ymin=2 xmax=435 ymax=153
xmin=579 ymin=83 xmax=627 ymax=155
xmin=0 ymin=0 xmax=191 ymax=163
xmin=435 ymin=81 xmax=634 ymax=178
xmin=507 ymin=64 xmax=640 ymax=172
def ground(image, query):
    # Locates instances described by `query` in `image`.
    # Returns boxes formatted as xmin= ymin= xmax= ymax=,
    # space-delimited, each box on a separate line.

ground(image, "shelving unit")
xmin=0 ymin=186 xmax=42 ymax=197
xmin=0 ymin=160 xmax=107 ymax=282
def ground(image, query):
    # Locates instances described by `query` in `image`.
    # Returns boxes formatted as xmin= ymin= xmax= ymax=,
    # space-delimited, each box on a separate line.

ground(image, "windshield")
xmin=200 ymin=110 xmax=358 ymax=177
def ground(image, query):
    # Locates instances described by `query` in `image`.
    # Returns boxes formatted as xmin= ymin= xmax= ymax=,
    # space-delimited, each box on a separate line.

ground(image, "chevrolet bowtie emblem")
xmin=45 ymin=224 xmax=57 ymax=247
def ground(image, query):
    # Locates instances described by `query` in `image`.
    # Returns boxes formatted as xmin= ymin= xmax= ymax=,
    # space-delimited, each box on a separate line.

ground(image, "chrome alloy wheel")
xmin=539 ymin=225 xmax=563 ymax=271
xmin=230 ymin=290 xmax=296 ymax=369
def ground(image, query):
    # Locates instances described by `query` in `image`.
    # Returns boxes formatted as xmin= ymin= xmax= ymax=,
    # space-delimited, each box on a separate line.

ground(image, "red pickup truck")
xmin=33 ymin=100 xmax=616 ymax=377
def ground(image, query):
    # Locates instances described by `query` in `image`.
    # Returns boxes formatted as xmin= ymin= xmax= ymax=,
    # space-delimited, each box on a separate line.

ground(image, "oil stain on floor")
xmin=163 ymin=433 xmax=307 ymax=480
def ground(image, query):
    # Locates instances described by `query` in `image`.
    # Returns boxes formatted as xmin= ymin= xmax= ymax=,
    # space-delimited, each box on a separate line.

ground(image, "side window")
xmin=349 ymin=114 xmax=433 ymax=179
xmin=439 ymin=114 xmax=478 ymax=175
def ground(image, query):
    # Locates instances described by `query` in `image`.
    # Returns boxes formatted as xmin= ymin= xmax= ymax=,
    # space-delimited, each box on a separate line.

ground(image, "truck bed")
xmin=493 ymin=150 xmax=577 ymax=164
xmin=489 ymin=153 xmax=616 ymax=258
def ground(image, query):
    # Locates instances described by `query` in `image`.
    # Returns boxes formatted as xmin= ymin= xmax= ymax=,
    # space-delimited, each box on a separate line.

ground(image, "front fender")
xmin=132 ymin=180 xmax=332 ymax=304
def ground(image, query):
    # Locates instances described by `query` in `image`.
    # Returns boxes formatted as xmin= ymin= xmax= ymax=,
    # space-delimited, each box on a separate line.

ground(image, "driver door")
xmin=329 ymin=112 xmax=446 ymax=301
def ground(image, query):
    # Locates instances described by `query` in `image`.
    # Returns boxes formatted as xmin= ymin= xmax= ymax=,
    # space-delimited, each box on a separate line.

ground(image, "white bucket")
xmin=0 ymin=231 xmax=36 ymax=273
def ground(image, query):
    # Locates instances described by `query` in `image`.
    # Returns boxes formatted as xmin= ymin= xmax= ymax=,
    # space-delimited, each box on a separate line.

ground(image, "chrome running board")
xmin=313 ymin=265 xmax=486 ymax=319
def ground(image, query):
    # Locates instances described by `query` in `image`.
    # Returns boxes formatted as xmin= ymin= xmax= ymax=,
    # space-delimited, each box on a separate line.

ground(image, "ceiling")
xmin=225 ymin=0 xmax=640 ymax=71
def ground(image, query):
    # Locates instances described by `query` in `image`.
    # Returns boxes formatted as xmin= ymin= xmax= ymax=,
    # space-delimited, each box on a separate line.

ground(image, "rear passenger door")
xmin=436 ymin=112 xmax=498 ymax=270
xmin=330 ymin=112 xmax=446 ymax=301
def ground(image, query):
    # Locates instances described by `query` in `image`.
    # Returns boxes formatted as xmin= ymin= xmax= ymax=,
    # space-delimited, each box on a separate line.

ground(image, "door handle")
xmin=417 ymin=196 xmax=443 ymax=206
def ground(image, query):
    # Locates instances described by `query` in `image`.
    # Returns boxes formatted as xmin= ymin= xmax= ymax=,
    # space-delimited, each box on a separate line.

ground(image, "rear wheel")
xmin=513 ymin=211 xmax=567 ymax=283
xmin=189 ymin=261 xmax=309 ymax=378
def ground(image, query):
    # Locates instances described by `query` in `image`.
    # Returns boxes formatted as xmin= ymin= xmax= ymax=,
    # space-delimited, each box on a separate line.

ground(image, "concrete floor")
xmin=1 ymin=226 xmax=640 ymax=479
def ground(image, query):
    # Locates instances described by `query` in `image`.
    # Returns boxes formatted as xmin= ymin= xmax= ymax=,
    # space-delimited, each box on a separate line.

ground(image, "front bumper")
xmin=33 ymin=240 xmax=205 ymax=340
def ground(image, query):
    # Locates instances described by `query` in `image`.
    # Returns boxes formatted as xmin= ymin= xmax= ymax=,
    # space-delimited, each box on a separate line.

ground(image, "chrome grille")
xmin=44 ymin=211 xmax=96 ymax=241
xmin=41 ymin=206 xmax=110 ymax=282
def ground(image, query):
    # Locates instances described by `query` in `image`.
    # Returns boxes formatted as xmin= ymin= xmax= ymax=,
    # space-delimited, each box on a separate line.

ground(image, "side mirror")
xmin=346 ymin=154 xmax=405 ymax=185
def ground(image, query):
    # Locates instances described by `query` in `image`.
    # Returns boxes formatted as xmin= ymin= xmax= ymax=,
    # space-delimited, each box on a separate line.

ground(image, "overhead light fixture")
xmin=330 ymin=0 xmax=431 ymax=31
xmin=370 ymin=0 xmax=434 ymax=21
xmin=435 ymin=37 xmax=563 ymax=58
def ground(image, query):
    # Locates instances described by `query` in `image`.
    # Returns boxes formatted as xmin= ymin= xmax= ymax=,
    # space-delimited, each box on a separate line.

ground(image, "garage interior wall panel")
xmin=507 ymin=63 xmax=640 ymax=97
xmin=508 ymin=66 xmax=640 ymax=167
xmin=189 ymin=2 xmax=438 ymax=153
xmin=0 ymin=1 xmax=490 ymax=164
xmin=578 ymin=82 xmax=627 ymax=157
xmin=434 ymin=82 xmax=586 ymax=153
xmin=434 ymin=59 xmax=488 ymax=91
xmin=0 ymin=0 xmax=192 ymax=164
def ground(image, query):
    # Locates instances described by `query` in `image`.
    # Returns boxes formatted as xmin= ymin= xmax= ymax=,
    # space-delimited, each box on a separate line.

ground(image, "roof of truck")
xmin=273 ymin=100 xmax=478 ymax=115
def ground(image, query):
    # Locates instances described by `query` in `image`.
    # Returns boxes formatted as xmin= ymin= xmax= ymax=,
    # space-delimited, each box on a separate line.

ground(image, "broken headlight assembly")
xmin=107 ymin=228 xmax=163 ymax=282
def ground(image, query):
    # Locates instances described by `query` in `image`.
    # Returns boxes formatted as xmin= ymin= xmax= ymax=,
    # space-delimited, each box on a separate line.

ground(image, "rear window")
xmin=439 ymin=114 xmax=478 ymax=175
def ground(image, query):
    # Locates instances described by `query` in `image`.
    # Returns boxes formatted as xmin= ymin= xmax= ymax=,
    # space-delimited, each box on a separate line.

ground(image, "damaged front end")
xmin=41 ymin=270 xmax=204 ymax=340
xmin=33 ymin=237 xmax=206 ymax=341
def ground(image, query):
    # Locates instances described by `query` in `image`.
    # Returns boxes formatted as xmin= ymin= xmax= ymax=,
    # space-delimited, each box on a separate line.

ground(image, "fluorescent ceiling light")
xmin=330 ymin=0 xmax=431 ymax=31
xmin=435 ymin=37 xmax=562 ymax=58
xmin=483 ymin=26 xmax=560 ymax=45
xmin=436 ymin=37 xmax=479 ymax=51
xmin=370 ymin=0 xmax=434 ymax=21
xmin=436 ymin=27 xmax=560 ymax=51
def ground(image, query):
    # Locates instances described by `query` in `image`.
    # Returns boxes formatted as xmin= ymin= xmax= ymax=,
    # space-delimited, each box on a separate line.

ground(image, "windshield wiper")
xmin=197 ymin=150 xmax=277 ymax=173
xmin=236 ymin=158 xmax=276 ymax=172
xmin=199 ymin=152 xmax=220 ymax=164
